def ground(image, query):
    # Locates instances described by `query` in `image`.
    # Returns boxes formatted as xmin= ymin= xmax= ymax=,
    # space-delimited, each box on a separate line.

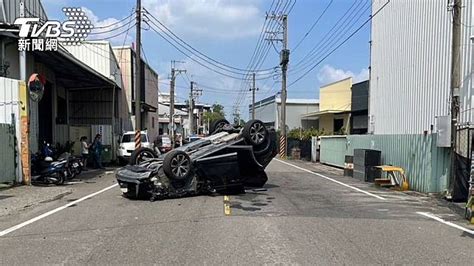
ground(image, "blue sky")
xmin=42 ymin=0 xmax=371 ymax=119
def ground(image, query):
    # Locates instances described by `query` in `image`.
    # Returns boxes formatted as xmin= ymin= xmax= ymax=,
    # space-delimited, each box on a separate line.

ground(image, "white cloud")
xmin=143 ymin=0 xmax=262 ymax=39
xmin=317 ymin=64 xmax=369 ymax=85
xmin=82 ymin=7 xmax=134 ymax=45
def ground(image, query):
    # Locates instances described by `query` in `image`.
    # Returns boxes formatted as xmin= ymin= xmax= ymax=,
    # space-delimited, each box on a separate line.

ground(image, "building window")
xmin=152 ymin=117 xmax=155 ymax=128
xmin=334 ymin=118 xmax=344 ymax=133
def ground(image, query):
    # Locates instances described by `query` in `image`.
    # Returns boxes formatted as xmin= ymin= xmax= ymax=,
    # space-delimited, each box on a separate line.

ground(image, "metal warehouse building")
xmin=369 ymin=0 xmax=473 ymax=134
xmin=320 ymin=0 xmax=473 ymax=196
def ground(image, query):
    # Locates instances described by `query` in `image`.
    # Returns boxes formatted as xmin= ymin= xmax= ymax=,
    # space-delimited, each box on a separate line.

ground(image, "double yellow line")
xmin=223 ymin=195 xmax=231 ymax=216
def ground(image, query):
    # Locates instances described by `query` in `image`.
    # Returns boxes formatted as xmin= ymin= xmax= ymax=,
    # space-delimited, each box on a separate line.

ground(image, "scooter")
xmin=59 ymin=152 xmax=83 ymax=180
xmin=31 ymin=153 xmax=68 ymax=185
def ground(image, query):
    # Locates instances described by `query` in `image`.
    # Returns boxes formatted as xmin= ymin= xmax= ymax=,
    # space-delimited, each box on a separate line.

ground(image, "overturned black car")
xmin=115 ymin=120 xmax=277 ymax=201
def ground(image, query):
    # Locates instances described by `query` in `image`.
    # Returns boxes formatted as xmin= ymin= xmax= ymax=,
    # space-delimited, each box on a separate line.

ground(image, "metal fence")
xmin=0 ymin=123 xmax=16 ymax=183
xmin=320 ymin=134 xmax=450 ymax=193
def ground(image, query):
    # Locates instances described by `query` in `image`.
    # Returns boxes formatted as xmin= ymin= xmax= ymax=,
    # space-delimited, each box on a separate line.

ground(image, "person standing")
xmin=92 ymin=134 xmax=105 ymax=169
xmin=80 ymin=136 xmax=90 ymax=171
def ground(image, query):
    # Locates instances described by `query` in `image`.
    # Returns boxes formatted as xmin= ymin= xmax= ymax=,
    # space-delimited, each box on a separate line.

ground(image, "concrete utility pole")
xmin=169 ymin=62 xmax=186 ymax=147
xmin=134 ymin=0 xmax=142 ymax=150
xmin=189 ymin=81 xmax=194 ymax=135
xmin=250 ymin=72 xmax=258 ymax=120
xmin=188 ymin=81 xmax=202 ymax=136
xmin=449 ymin=0 xmax=462 ymax=193
xmin=265 ymin=13 xmax=289 ymax=158
xmin=280 ymin=15 xmax=289 ymax=159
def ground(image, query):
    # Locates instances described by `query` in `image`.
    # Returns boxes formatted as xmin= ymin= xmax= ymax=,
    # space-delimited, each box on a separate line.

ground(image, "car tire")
xmin=242 ymin=120 xmax=268 ymax=146
xmin=209 ymin=119 xmax=230 ymax=135
xmin=129 ymin=147 xmax=158 ymax=165
xmin=163 ymin=150 xmax=193 ymax=180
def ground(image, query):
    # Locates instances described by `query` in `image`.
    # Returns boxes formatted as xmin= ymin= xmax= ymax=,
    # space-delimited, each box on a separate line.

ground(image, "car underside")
xmin=115 ymin=120 xmax=277 ymax=201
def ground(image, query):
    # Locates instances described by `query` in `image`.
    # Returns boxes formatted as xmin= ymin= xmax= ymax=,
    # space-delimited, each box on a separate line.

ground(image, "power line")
xmin=288 ymin=0 xmax=391 ymax=87
xmin=87 ymin=21 xmax=136 ymax=41
xmin=292 ymin=0 xmax=333 ymax=52
xmin=233 ymin=0 xmax=291 ymax=110
xmin=143 ymin=8 xmax=277 ymax=74
xmin=290 ymin=1 xmax=370 ymax=76
xmin=146 ymin=21 xmax=276 ymax=81
xmin=92 ymin=11 xmax=135 ymax=29
xmin=290 ymin=0 xmax=363 ymax=72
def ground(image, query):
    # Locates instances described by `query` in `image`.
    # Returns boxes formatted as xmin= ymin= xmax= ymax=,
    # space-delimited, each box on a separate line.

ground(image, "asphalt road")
xmin=0 ymin=160 xmax=473 ymax=265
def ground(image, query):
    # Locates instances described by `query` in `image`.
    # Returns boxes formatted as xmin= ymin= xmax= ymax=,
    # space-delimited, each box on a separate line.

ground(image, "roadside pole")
xmin=134 ymin=0 xmax=142 ymax=150
xmin=280 ymin=15 xmax=289 ymax=159
xmin=250 ymin=72 xmax=258 ymax=120
xmin=169 ymin=62 xmax=185 ymax=147
xmin=189 ymin=81 xmax=194 ymax=135
xmin=449 ymin=0 xmax=462 ymax=194
xmin=19 ymin=2 xmax=29 ymax=185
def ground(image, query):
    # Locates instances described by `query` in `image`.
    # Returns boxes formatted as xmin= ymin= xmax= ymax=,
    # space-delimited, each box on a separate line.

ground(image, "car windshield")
xmin=121 ymin=134 xmax=147 ymax=143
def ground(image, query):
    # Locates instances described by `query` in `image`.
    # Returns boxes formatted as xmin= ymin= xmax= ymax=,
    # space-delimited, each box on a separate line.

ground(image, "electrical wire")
xmin=290 ymin=0 xmax=363 ymax=72
xmin=146 ymin=21 xmax=276 ymax=81
xmin=292 ymin=0 xmax=333 ymax=52
xmin=87 ymin=22 xmax=136 ymax=41
xmin=91 ymin=11 xmax=135 ymax=29
xmin=143 ymin=8 xmax=277 ymax=74
xmin=288 ymin=0 xmax=391 ymax=87
xmin=290 ymin=1 xmax=371 ymax=76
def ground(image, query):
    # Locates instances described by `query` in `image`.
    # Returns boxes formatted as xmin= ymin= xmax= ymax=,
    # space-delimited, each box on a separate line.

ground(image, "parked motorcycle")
xmin=31 ymin=153 xmax=68 ymax=185
xmin=60 ymin=153 xmax=83 ymax=180
xmin=31 ymin=142 xmax=83 ymax=185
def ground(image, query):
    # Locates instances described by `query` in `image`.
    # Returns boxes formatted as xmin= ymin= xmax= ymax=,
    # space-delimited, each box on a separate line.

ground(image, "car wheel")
xmin=163 ymin=150 xmax=193 ymax=180
xmin=242 ymin=120 xmax=268 ymax=146
xmin=209 ymin=119 xmax=230 ymax=135
xmin=129 ymin=147 xmax=158 ymax=165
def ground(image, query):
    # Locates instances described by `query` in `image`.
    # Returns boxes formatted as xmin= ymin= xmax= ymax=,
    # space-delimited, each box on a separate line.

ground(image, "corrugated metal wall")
xmin=0 ymin=77 xmax=20 ymax=181
xmin=1 ymin=0 xmax=47 ymax=24
xmin=370 ymin=0 xmax=473 ymax=134
xmin=320 ymin=134 xmax=450 ymax=193
xmin=66 ymin=42 xmax=113 ymax=81
xmin=69 ymin=88 xmax=113 ymax=125
xmin=0 ymin=124 xmax=15 ymax=183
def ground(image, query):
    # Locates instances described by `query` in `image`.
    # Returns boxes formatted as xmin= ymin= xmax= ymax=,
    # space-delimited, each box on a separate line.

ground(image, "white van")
xmin=117 ymin=131 xmax=154 ymax=164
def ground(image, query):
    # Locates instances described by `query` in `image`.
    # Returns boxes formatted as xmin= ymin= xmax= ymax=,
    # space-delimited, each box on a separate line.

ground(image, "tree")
xmin=203 ymin=103 xmax=226 ymax=124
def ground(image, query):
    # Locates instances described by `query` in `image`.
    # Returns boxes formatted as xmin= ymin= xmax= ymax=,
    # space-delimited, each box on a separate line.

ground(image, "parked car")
xmin=116 ymin=120 xmax=277 ymax=201
xmin=117 ymin=131 xmax=153 ymax=164
xmin=154 ymin=135 xmax=172 ymax=154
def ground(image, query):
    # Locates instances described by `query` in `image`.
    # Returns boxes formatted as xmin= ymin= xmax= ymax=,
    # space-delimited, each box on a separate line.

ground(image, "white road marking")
xmin=416 ymin=212 xmax=474 ymax=235
xmin=274 ymin=159 xmax=386 ymax=200
xmin=0 ymin=183 xmax=118 ymax=237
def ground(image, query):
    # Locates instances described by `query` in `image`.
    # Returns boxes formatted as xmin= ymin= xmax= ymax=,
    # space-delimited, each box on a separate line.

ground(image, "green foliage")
xmin=287 ymin=127 xmax=323 ymax=141
xmin=203 ymin=103 xmax=226 ymax=123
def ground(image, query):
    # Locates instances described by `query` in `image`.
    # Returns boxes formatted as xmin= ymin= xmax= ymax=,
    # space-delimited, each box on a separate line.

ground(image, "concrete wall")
xmin=320 ymin=77 xmax=352 ymax=112
xmin=319 ymin=113 xmax=350 ymax=135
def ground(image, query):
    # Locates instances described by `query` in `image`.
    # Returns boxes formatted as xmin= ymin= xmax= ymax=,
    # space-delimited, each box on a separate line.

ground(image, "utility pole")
xmin=449 ymin=0 xmax=462 ymax=194
xmin=188 ymin=81 xmax=202 ymax=135
xmin=266 ymin=14 xmax=289 ymax=159
xmin=250 ymin=72 xmax=258 ymax=120
xmin=134 ymin=0 xmax=142 ymax=150
xmin=189 ymin=81 xmax=194 ymax=135
xmin=169 ymin=61 xmax=186 ymax=147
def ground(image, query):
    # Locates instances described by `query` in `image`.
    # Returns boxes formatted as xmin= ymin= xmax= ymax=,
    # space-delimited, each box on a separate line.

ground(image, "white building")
xmin=369 ymin=0 xmax=473 ymax=134
xmin=250 ymin=94 xmax=319 ymax=130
